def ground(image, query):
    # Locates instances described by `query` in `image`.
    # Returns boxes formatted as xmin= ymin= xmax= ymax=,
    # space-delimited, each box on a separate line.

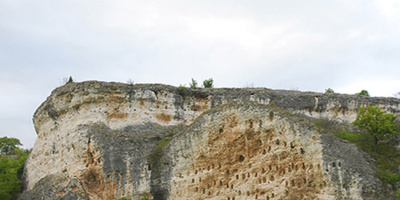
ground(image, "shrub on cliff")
xmin=357 ymin=90 xmax=370 ymax=96
xmin=203 ymin=78 xmax=213 ymax=88
xmin=353 ymin=105 xmax=399 ymax=152
xmin=325 ymin=88 xmax=334 ymax=94
xmin=189 ymin=78 xmax=198 ymax=88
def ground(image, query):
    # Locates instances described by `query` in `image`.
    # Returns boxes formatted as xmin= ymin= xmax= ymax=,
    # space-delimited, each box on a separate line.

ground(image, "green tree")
xmin=67 ymin=76 xmax=73 ymax=83
xmin=325 ymin=88 xmax=334 ymax=94
xmin=202 ymin=78 xmax=213 ymax=88
xmin=0 ymin=137 xmax=30 ymax=200
xmin=357 ymin=90 xmax=370 ymax=96
xmin=189 ymin=78 xmax=198 ymax=89
xmin=0 ymin=137 xmax=22 ymax=155
xmin=353 ymin=105 xmax=399 ymax=152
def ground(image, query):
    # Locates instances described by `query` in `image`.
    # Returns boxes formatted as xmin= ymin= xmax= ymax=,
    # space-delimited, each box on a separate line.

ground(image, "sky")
xmin=1 ymin=0 xmax=400 ymax=148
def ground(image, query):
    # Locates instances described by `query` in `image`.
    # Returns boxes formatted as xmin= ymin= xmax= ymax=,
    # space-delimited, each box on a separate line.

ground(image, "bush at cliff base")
xmin=0 ymin=138 xmax=30 ymax=200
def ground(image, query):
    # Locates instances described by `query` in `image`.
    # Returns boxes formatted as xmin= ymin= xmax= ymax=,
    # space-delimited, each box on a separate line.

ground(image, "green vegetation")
xmin=189 ymin=78 xmax=198 ymax=88
xmin=0 ymin=137 xmax=31 ymax=200
xmin=0 ymin=137 xmax=22 ymax=155
xmin=67 ymin=76 xmax=73 ymax=83
xmin=315 ymin=105 xmax=400 ymax=191
xmin=178 ymin=84 xmax=186 ymax=90
xmin=353 ymin=105 xmax=399 ymax=152
xmin=333 ymin=130 xmax=400 ymax=188
xmin=202 ymin=78 xmax=214 ymax=88
xmin=188 ymin=78 xmax=214 ymax=89
xmin=117 ymin=197 xmax=131 ymax=200
xmin=357 ymin=89 xmax=370 ymax=96
xmin=325 ymin=88 xmax=334 ymax=94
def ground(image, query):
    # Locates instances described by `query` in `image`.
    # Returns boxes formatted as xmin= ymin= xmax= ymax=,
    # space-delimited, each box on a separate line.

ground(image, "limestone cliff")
xmin=21 ymin=81 xmax=400 ymax=200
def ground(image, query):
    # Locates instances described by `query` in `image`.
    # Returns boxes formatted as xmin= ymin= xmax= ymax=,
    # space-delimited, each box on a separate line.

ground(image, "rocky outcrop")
xmin=21 ymin=81 xmax=400 ymax=199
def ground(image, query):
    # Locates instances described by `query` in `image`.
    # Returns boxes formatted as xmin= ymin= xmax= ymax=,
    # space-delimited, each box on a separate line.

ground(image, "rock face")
xmin=21 ymin=81 xmax=400 ymax=200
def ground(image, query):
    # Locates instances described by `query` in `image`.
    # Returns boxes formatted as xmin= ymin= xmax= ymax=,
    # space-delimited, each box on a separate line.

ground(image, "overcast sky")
xmin=1 ymin=0 xmax=400 ymax=148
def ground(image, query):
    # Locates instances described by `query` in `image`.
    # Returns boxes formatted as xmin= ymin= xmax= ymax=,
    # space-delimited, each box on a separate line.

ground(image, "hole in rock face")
xmin=276 ymin=139 xmax=280 ymax=145
xmin=219 ymin=128 xmax=224 ymax=133
xmin=332 ymin=162 xmax=336 ymax=167
xmin=238 ymin=155 xmax=245 ymax=162
xmin=300 ymin=148 xmax=305 ymax=154
xmin=338 ymin=162 xmax=341 ymax=167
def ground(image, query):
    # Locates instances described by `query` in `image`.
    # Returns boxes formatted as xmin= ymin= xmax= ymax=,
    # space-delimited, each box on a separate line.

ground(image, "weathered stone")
xmin=21 ymin=81 xmax=400 ymax=199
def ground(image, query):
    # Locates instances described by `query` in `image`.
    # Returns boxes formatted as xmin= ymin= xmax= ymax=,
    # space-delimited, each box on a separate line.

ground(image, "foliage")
xmin=0 ymin=137 xmax=22 ymax=155
xmin=117 ymin=197 xmax=132 ymax=200
xmin=353 ymin=105 xmax=399 ymax=152
xmin=202 ymin=78 xmax=213 ymax=88
xmin=67 ymin=76 xmax=74 ymax=83
xmin=189 ymin=78 xmax=198 ymax=89
xmin=178 ymin=85 xmax=186 ymax=90
xmin=325 ymin=88 xmax=334 ymax=94
xmin=334 ymin=130 xmax=364 ymax=142
xmin=0 ymin=139 xmax=30 ymax=200
xmin=357 ymin=90 xmax=370 ymax=96
xmin=316 ymin=117 xmax=400 ymax=189
xmin=333 ymin=130 xmax=400 ymax=188
xmin=396 ymin=188 xmax=400 ymax=199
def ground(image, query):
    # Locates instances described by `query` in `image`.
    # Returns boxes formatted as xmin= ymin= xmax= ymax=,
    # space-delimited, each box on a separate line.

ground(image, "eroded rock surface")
xmin=21 ymin=81 xmax=400 ymax=199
